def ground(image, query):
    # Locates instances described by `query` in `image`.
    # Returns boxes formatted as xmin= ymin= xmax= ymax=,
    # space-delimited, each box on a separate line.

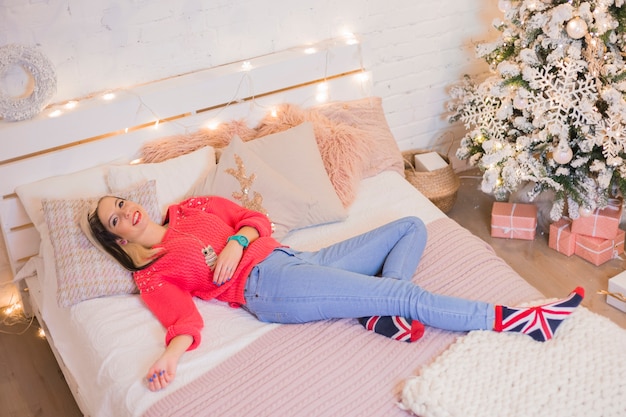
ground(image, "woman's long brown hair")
xmin=86 ymin=197 xmax=161 ymax=272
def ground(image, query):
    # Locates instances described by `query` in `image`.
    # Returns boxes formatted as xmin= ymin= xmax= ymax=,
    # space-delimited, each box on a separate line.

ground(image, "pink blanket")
xmin=144 ymin=218 xmax=542 ymax=417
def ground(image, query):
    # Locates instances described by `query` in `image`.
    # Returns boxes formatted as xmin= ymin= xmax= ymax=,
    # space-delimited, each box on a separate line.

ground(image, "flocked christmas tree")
xmin=448 ymin=0 xmax=626 ymax=220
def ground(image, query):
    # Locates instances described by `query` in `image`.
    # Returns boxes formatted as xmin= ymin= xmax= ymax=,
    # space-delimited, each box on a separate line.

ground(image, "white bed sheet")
xmin=32 ymin=170 xmax=445 ymax=417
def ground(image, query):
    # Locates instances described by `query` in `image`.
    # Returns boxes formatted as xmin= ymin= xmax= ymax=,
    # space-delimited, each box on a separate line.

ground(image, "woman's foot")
xmin=495 ymin=287 xmax=584 ymax=342
xmin=358 ymin=316 xmax=425 ymax=342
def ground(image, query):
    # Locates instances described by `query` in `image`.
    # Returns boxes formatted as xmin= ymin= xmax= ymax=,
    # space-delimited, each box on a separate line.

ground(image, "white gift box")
xmin=606 ymin=270 xmax=626 ymax=313
xmin=413 ymin=152 xmax=448 ymax=172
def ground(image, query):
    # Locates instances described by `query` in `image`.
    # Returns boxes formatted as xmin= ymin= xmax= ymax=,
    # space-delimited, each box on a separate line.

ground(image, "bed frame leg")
xmin=17 ymin=280 xmax=34 ymax=318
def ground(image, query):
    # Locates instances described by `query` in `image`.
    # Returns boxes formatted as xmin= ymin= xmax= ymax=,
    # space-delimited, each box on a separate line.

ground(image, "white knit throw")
xmin=400 ymin=307 xmax=626 ymax=417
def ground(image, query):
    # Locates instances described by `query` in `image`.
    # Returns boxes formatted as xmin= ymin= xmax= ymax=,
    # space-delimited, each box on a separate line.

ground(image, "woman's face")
xmin=97 ymin=197 xmax=149 ymax=244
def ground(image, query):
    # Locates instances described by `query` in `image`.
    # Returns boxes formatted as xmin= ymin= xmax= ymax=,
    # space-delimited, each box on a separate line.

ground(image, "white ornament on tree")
xmin=566 ymin=17 xmax=588 ymax=40
xmin=579 ymin=206 xmax=594 ymax=217
xmin=498 ymin=0 xmax=512 ymax=13
xmin=553 ymin=139 xmax=573 ymax=164
xmin=513 ymin=95 xmax=528 ymax=110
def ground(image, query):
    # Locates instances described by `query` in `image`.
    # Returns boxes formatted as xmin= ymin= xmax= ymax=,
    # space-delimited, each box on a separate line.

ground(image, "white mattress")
xmin=29 ymin=170 xmax=445 ymax=417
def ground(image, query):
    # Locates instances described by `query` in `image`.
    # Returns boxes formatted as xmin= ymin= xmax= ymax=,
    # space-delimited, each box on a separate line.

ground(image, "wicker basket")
xmin=403 ymin=149 xmax=460 ymax=213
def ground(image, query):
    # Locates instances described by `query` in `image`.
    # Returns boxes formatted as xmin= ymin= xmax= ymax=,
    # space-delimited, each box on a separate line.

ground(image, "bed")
xmin=2 ymin=38 xmax=622 ymax=417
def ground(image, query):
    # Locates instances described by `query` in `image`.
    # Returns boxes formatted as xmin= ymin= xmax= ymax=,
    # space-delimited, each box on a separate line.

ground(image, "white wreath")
xmin=0 ymin=44 xmax=57 ymax=122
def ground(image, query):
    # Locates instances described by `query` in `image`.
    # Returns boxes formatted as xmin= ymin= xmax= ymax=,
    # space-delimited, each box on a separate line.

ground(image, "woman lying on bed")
xmin=82 ymin=194 xmax=584 ymax=392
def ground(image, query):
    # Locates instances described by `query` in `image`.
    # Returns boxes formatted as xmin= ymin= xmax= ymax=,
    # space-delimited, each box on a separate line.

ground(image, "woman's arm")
xmin=213 ymin=225 xmax=259 ymax=286
xmin=206 ymin=196 xmax=274 ymax=237
xmin=136 ymin=281 xmax=204 ymax=391
xmin=146 ymin=334 xmax=193 ymax=392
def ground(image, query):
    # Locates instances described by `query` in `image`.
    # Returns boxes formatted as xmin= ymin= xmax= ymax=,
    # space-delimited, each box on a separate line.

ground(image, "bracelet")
xmin=227 ymin=234 xmax=249 ymax=248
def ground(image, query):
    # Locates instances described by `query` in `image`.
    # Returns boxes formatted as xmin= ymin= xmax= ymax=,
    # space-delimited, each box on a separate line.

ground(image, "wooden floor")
xmin=0 ymin=318 xmax=82 ymax=417
xmin=0 ymin=170 xmax=625 ymax=417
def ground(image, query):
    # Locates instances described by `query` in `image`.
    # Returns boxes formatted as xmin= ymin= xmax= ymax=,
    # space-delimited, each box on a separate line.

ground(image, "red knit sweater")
xmin=133 ymin=196 xmax=281 ymax=350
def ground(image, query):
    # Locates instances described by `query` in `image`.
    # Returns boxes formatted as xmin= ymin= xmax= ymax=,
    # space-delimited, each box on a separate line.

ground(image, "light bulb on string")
xmin=342 ymin=31 xmax=359 ymax=45
xmin=316 ymin=82 xmax=329 ymax=102
xmin=356 ymin=71 xmax=369 ymax=83
xmin=4 ymin=302 xmax=21 ymax=316
xmin=206 ymin=120 xmax=220 ymax=130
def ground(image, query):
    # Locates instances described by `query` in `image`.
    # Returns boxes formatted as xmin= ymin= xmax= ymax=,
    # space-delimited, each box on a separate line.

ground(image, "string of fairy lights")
xmin=43 ymin=32 xmax=370 ymax=139
xmin=0 ymin=282 xmax=39 ymax=337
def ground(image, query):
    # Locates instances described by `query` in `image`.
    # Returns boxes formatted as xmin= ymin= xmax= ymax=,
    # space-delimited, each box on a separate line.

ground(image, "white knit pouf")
xmin=400 ymin=307 xmax=626 ymax=417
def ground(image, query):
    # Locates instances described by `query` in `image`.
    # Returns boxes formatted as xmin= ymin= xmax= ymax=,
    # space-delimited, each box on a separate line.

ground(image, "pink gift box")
xmin=491 ymin=202 xmax=537 ymax=240
xmin=571 ymin=201 xmax=623 ymax=239
xmin=549 ymin=217 xmax=576 ymax=256
xmin=574 ymin=229 xmax=625 ymax=266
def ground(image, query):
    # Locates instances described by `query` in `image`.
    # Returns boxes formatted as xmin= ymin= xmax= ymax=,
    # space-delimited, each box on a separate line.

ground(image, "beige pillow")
xmin=107 ymin=146 xmax=216 ymax=220
xmin=211 ymin=135 xmax=315 ymax=240
xmin=42 ymin=180 xmax=161 ymax=307
xmin=243 ymin=122 xmax=347 ymax=226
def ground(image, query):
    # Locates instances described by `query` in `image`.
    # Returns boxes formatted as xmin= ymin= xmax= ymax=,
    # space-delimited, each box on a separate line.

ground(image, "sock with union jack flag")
xmin=358 ymin=316 xmax=425 ymax=342
xmin=494 ymin=286 xmax=584 ymax=342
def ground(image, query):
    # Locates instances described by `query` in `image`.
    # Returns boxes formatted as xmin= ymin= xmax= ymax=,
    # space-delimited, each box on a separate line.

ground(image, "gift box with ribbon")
xmin=574 ymin=229 xmax=625 ymax=266
xmin=601 ymin=270 xmax=626 ymax=313
xmin=571 ymin=198 xmax=623 ymax=240
xmin=490 ymin=202 xmax=537 ymax=240
xmin=548 ymin=217 xmax=576 ymax=256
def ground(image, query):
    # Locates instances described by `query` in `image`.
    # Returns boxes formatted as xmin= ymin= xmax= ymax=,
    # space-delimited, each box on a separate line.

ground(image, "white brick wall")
xmin=0 ymin=0 xmax=499 ymax=150
xmin=0 ymin=0 xmax=500 ymax=274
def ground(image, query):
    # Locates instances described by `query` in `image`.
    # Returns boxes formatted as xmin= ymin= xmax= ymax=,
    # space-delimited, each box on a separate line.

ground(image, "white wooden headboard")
xmin=0 ymin=37 xmax=371 ymax=279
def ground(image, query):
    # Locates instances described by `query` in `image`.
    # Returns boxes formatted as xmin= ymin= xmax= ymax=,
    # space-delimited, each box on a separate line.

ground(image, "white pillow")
xmin=106 ymin=146 xmax=216 ymax=219
xmin=211 ymin=135 xmax=314 ymax=240
xmin=15 ymin=163 xmax=111 ymax=243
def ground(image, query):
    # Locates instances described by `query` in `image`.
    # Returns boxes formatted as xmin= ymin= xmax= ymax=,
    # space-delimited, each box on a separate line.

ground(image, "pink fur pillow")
xmin=139 ymin=97 xmax=402 ymax=208
xmin=140 ymin=120 xmax=255 ymax=163
xmin=314 ymin=97 xmax=404 ymax=179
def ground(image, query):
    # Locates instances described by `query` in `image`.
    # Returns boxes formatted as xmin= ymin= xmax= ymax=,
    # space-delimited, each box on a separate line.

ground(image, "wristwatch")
xmin=227 ymin=234 xmax=249 ymax=248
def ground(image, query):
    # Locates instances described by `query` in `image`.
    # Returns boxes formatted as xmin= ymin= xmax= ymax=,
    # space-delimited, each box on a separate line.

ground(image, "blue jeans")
xmin=244 ymin=217 xmax=495 ymax=331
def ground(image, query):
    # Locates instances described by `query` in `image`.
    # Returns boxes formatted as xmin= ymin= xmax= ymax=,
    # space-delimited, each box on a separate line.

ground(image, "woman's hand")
xmin=146 ymin=335 xmax=193 ymax=392
xmin=212 ymin=226 xmax=259 ymax=286
xmin=213 ymin=241 xmax=243 ymax=286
